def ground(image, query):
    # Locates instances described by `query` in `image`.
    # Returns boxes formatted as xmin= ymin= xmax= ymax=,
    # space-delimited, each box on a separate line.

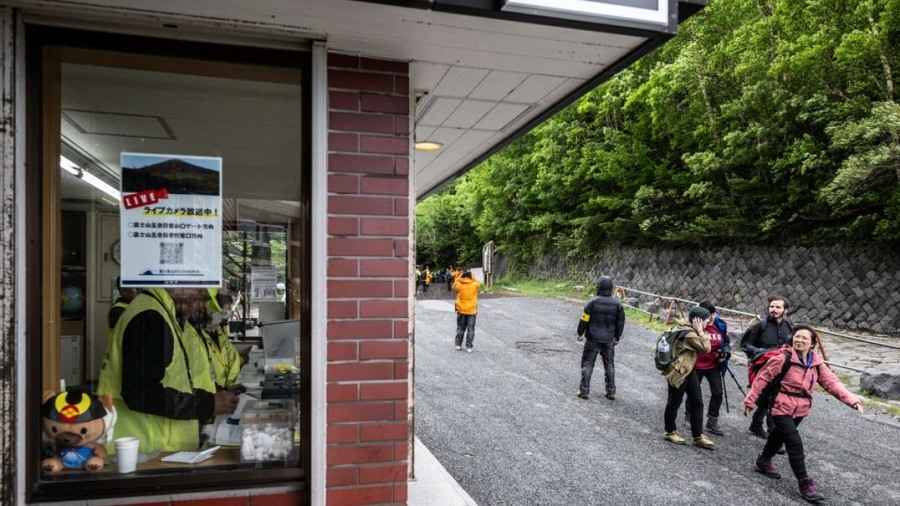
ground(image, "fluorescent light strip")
xmin=503 ymin=0 xmax=668 ymax=25
xmin=60 ymin=155 xmax=121 ymax=201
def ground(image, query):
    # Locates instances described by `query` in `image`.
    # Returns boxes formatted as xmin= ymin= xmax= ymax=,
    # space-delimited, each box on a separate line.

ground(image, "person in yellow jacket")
xmin=453 ymin=271 xmax=481 ymax=352
xmin=106 ymin=277 xmax=137 ymax=335
xmin=97 ymin=288 xmax=238 ymax=454
xmin=202 ymin=288 xmax=243 ymax=390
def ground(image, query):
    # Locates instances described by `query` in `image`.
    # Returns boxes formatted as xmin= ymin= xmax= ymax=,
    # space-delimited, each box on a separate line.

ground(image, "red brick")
xmin=328 ymin=362 xmax=395 ymax=382
xmin=328 ymin=442 xmax=395 ymax=464
xmin=394 ymin=400 xmax=409 ymax=421
xmin=360 ymin=135 xmax=408 ymax=156
xmin=328 ymin=320 xmax=393 ymax=339
xmin=249 ymin=493 xmax=304 ymax=506
xmin=360 ymin=218 xmax=408 ymax=237
xmin=328 ymin=342 xmax=359 ymax=362
xmin=360 ymin=381 xmax=408 ymax=400
xmin=326 ymin=484 xmax=394 ymax=505
xmin=395 ymin=440 xmax=409 ymax=461
xmin=360 ymin=176 xmax=408 ymax=196
xmin=176 ymin=499 xmax=247 ymax=506
xmin=359 ymin=258 xmax=408 ymax=277
xmin=395 ymin=483 xmax=408 ymax=503
xmin=358 ymin=463 xmax=408 ymax=484
xmin=329 ymin=300 xmax=359 ymax=319
xmin=394 ymin=239 xmax=409 ymax=258
xmin=329 ymin=280 xmax=394 ymax=298
xmin=328 ymin=258 xmax=359 ymax=277
xmin=329 ymin=154 xmax=395 ymax=175
xmin=328 ymin=238 xmax=394 ymax=257
xmin=359 ymin=339 xmax=408 ymax=361
xmin=328 ymin=402 xmax=395 ymax=423
xmin=395 ymin=115 xmax=410 ymax=136
xmin=330 ymin=133 xmax=359 ymax=153
xmin=329 ymin=174 xmax=359 ymax=194
xmin=328 ymin=382 xmax=359 ymax=402
xmin=329 ymin=53 xmax=360 ymax=69
xmin=360 ymin=57 xmax=408 ymax=74
xmin=393 ymin=320 xmax=408 ymax=339
xmin=359 ymin=301 xmax=407 ymax=319
xmin=327 ymin=466 xmax=358 ymax=487
xmin=328 ymin=423 xmax=360 ymax=444
xmin=359 ymin=422 xmax=409 ymax=442
xmin=360 ymin=94 xmax=409 ymax=115
xmin=393 ymin=280 xmax=408 ymax=298
xmin=329 ymin=217 xmax=359 ymax=237
xmin=396 ymin=76 xmax=410 ymax=96
xmin=329 ymin=70 xmax=394 ymax=93
xmin=394 ymin=157 xmax=409 ymax=176
xmin=329 ymin=195 xmax=395 ymax=216
xmin=330 ymin=90 xmax=359 ymax=111
xmin=330 ymin=112 xmax=395 ymax=134
xmin=394 ymin=361 xmax=409 ymax=380
xmin=394 ymin=198 xmax=409 ymax=217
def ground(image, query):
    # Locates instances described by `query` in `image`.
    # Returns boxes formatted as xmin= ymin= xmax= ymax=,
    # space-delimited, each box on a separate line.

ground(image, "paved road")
xmin=414 ymin=296 xmax=900 ymax=506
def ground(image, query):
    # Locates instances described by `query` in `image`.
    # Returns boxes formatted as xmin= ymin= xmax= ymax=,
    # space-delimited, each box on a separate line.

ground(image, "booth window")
xmin=26 ymin=26 xmax=311 ymax=501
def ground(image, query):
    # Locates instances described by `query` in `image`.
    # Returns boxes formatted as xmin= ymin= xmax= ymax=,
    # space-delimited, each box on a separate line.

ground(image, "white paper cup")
xmin=114 ymin=437 xmax=140 ymax=474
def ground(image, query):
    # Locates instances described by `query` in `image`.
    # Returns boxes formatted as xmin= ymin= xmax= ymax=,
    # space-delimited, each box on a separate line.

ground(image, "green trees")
xmin=415 ymin=0 xmax=900 ymax=267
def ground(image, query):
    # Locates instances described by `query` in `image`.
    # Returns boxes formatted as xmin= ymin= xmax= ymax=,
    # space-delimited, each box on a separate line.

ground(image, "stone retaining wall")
xmin=498 ymin=245 xmax=900 ymax=336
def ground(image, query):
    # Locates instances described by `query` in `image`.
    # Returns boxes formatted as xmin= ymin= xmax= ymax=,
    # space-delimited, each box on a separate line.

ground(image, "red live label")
xmin=123 ymin=188 xmax=169 ymax=209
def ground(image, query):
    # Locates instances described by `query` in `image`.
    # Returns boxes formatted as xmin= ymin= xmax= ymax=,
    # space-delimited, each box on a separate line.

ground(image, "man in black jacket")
xmin=740 ymin=295 xmax=793 ymax=438
xmin=576 ymin=276 xmax=626 ymax=400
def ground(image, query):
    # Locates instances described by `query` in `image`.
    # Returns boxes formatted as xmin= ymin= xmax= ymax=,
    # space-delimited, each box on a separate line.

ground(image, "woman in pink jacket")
xmin=743 ymin=325 xmax=864 ymax=504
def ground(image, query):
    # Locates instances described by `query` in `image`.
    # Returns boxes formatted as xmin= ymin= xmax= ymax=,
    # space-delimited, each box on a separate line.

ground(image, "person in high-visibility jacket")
xmin=452 ymin=271 xmax=480 ymax=352
xmin=97 ymin=288 xmax=238 ymax=454
xmin=106 ymin=277 xmax=137 ymax=335
xmin=202 ymin=288 xmax=243 ymax=390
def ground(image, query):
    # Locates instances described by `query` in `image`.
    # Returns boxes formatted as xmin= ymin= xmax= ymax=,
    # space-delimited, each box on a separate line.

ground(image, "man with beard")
xmin=576 ymin=276 xmax=625 ymax=401
xmin=740 ymin=296 xmax=793 ymax=439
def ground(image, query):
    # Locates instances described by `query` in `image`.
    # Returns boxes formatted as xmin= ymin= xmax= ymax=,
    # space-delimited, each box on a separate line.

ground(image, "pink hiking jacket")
xmin=744 ymin=347 xmax=859 ymax=418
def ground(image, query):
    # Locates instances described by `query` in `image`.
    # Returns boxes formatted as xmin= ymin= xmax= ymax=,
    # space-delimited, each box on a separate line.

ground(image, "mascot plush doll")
xmin=41 ymin=390 xmax=115 ymax=473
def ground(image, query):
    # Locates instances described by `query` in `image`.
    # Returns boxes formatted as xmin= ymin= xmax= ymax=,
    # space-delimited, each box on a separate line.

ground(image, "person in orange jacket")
xmin=453 ymin=271 xmax=481 ymax=352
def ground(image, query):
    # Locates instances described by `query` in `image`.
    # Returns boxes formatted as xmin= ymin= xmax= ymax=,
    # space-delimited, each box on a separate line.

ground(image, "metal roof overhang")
xmin=10 ymin=0 xmax=705 ymax=199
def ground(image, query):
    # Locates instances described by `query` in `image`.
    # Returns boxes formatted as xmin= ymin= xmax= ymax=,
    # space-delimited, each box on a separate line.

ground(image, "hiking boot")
xmin=664 ymin=432 xmax=687 ymax=445
xmin=693 ymin=434 xmax=715 ymax=450
xmin=577 ymin=392 xmax=589 ymax=400
xmin=455 ymin=345 xmax=462 ymax=351
xmin=605 ymin=392 xmax=616 ymax=400
xmin=705 ymin=416 xmax=724 ymax=436
xmin=754 ymin=459 xmax=781 ymax=480
xmin=748 ymin=425 xmax=768 ymax=439
xmin=799 ymin=478 xmax=824 ymax=503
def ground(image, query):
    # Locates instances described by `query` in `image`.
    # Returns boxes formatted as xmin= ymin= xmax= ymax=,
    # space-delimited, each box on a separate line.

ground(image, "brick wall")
xmin=325 ymin=53 xmax=410 ymax=506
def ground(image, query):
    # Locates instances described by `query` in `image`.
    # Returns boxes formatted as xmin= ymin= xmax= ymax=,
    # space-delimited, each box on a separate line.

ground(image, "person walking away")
xmin=744 ymin=325 xmax=863 ymax=503
xmin=423 ymin=267 xmax=432 ymax=294
xmin=688 ymin=301 xmax=731 ymax=436
xmin=453 ymin=271 xmax=480 ymax=352
xmin=741 ymin=296 xmax=793 ymax=438
xmin=663 ymin=306 xmax=715 ymax=450
xmin=575 ymin=276 xmax=625 ymax=401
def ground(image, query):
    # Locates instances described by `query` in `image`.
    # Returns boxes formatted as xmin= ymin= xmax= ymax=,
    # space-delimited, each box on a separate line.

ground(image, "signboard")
xmin=250 ymin=265 xmax=279 ymax=302
xmin=119 ymin=152 xmax=223 ymax=287
xmin=502 ymin=0 xmax=669 ymax=27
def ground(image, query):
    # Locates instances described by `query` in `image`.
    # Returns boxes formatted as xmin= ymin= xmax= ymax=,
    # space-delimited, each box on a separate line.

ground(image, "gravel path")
xmin=414 ymin=296 xmax=900 ymax=506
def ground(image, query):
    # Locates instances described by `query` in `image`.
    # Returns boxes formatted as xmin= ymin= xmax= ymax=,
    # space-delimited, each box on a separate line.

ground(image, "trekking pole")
xmin=721 ymin=368 xmax=730 ymax=414
xmin=724 ymin=364 xmax=747 ymax=397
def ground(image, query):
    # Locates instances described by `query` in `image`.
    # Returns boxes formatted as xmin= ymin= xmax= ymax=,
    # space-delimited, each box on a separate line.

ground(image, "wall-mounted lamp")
xmin=414 ymin=141 xmax=443 ymax=152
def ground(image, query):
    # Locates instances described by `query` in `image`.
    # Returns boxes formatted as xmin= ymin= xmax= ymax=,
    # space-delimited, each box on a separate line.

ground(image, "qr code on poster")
xmin=159 ymin=242 xmax=184 ymax=265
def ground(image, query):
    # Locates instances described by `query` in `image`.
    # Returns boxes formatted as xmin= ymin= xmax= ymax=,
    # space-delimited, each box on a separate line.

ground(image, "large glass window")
xmin=28 ymin=28 xmax=310 ymax=501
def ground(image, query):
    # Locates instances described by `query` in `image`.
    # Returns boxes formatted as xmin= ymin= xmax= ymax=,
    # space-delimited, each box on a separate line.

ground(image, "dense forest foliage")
xmin=415 ymin=0 xmax=900 ymax=268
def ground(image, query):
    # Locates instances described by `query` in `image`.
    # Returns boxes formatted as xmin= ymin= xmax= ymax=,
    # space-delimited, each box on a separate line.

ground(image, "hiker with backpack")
xmin=661 ymin=306 xmax=716 ymax=450
xmin=740 ymin=296 xmax=793 ymax=439
xmin=576 ymin=276 xmax=625 ymax=401
xmin=744 ymin=325 xmax=863 ymax=504
xmin=685 ymin=301 xmax=731 ymax=436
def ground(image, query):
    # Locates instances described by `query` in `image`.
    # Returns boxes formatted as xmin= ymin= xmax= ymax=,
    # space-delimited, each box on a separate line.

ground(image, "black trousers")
xmin=759 ymin=415 xmax=807 ymax=480
xmin=455 ymin=313 xmax=476 ymax=348
xmin=579 ymin=340 xmax=615 ymax=396
xmin=694 ymin=368 xmax=724 ymax=418
xmin=665 ymin=370 xmax=703 ymax=437
xmin=751 ymin=395 xmax=774 ymax=431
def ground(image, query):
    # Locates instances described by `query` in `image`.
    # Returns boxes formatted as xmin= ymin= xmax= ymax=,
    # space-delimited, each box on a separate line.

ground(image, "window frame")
xmin=25 ymin=24 xmax=313 ymax=503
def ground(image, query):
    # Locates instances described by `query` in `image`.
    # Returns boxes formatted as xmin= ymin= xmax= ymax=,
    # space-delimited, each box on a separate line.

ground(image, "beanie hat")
xmin=688 ymin=306 xmax=711 ymax=322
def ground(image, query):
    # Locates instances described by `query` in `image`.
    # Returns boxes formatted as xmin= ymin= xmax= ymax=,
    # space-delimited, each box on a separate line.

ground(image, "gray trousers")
xmin=455 ymin=313 xmax=476 ymax=348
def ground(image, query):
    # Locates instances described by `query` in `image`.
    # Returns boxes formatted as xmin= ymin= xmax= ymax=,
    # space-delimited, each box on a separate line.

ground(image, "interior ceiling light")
xmin=415 ymin=141 xmax=443 ymax=152
xmin=60 ymin=155 xmax=121 ymax=201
